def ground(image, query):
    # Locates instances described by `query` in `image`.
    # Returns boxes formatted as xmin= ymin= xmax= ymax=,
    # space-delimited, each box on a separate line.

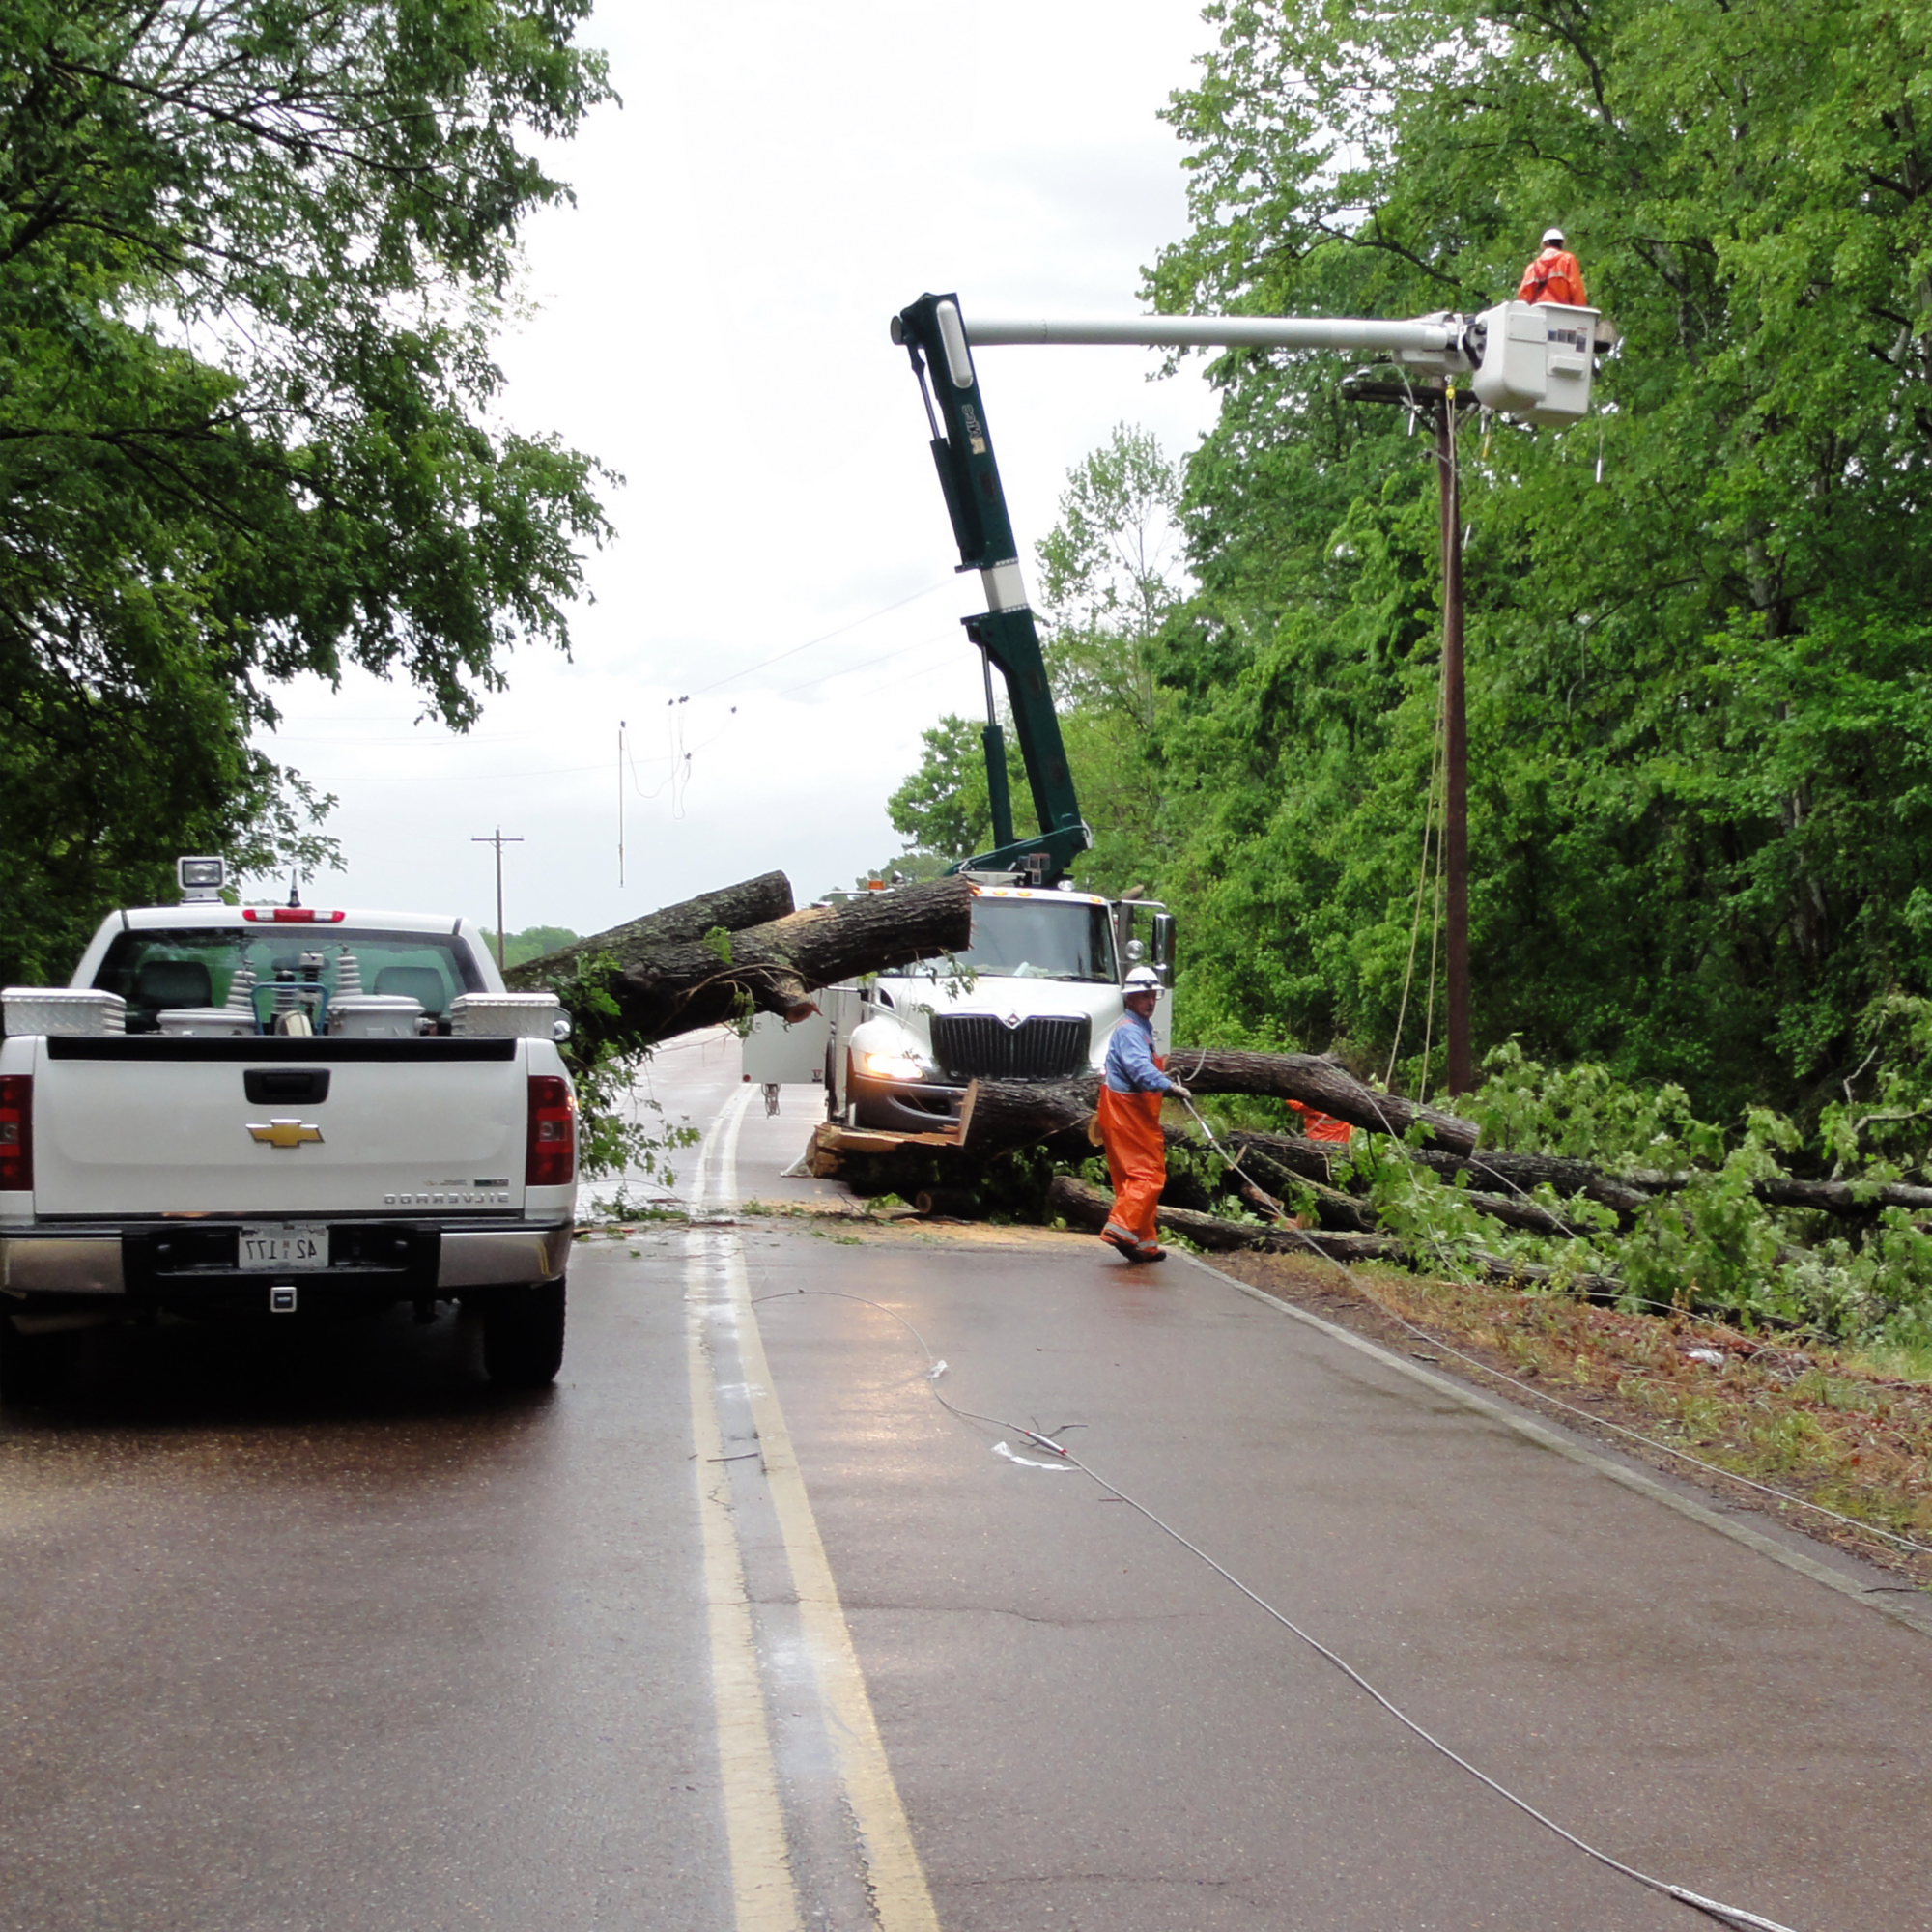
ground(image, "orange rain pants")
xmin=1096 ymin=1077 xmax=1168 ymax=1258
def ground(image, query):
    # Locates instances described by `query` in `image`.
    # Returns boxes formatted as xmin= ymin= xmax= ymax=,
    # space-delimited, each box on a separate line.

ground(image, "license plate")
xmin=238 ymin=1223 xmax=329 ymax=1270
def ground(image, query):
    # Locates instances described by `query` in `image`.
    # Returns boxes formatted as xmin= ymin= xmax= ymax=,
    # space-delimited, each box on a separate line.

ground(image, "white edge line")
xmin=1179 ymin=1253 xmax=1932 ymax=1642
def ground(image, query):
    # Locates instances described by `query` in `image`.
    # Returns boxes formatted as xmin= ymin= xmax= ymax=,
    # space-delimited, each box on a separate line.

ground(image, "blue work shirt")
xmin=1102 ymin=1008 xmax=1174 ymax=1094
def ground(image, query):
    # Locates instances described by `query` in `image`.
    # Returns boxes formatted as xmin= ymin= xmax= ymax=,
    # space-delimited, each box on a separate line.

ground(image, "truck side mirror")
xmin=1123 ymin=938 xmax=1146 ymax=964
xmin=1151 ymin=914 xmax=1176 ymax=980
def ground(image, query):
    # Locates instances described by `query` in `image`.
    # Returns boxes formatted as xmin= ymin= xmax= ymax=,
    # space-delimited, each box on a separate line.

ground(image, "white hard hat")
xmin=1542 ymin=227 xmax=1566 ymax=244
xmin=1123 ymin=966 xmax=1162 ymax=991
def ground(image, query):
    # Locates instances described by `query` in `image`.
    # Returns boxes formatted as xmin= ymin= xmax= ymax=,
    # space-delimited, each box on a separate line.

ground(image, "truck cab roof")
xmin=967 ymin=884 xmax=1114 ymax=910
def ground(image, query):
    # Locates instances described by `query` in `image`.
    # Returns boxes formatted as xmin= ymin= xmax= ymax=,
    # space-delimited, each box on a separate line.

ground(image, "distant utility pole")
xmin=472 ymin=828 xmax=525 ymax=971
xmin=1343 ymin=371 xmax=1475 ymax=1094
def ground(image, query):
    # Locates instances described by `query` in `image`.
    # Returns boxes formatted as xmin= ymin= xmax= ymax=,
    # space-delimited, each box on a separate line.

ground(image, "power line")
xmin=679 ymin=579 xmax=951 ymax=697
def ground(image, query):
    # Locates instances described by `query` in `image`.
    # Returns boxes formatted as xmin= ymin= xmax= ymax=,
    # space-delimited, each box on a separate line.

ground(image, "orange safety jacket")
xmin=1517 ymin=247 xmax=1587 ymax=308
xmin=1288 ymin=1098 xmax=1352 ymax=1146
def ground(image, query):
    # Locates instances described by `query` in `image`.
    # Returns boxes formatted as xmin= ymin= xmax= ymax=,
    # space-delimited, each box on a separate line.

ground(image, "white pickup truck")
xmin=0 ymin=861 xmax=578 ymax=1402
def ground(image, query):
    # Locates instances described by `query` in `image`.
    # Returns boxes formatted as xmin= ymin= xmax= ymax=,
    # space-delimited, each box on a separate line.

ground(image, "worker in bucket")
xmin=1517 ymin=227 xmax=1588 ymax=307
xmin=1096 ymin=965 xmax=1188 ymax=1264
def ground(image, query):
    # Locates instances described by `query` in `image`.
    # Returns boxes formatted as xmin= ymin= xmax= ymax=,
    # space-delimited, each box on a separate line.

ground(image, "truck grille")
xmin=929 ymin=1013 xmax=1091 ymax=1082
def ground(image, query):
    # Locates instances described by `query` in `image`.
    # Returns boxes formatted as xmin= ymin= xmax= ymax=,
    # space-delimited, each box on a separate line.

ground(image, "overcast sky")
xmin=258 ymin=1 xmax=1225 ymax=934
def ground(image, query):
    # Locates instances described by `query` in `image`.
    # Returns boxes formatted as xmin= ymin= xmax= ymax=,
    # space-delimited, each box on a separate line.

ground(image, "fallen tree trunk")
xmin=1048 ymin=1177 xmax=1620 ymax=1293
xmin=1226 ymin=1130 xmax=1648 ymax=1219
xmin=506 ymin=872 xmax=796 ymax=987
xmin=1223 ymin=1134 xmax=1597 ymax=1238
xmin=513 ymin=875 xmax=974 ymax=1052
xmin=1224 ymin=1128 xmax=1932 ymax=1223
xmin=1046 ymin=1174 xmax=1400 ymax=1264
xmin=962 ymin=1051 xmax=1479 ymax=1158
xmin=1164 ymin=1049 xmax=1479 ymax=1154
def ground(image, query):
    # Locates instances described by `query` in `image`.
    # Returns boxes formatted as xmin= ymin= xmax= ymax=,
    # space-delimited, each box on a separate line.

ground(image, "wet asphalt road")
xmin=3 ymin=1032 xmax=1929 ymax=1931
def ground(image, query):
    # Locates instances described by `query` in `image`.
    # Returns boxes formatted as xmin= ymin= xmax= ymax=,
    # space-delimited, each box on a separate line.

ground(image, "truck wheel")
xmin=0 ymin=1321 xmax=78 ymax=1406
xmin=481 ymin=1280 xmax=567 ymax=1389
xmin=824 ymin=1041 xmax=839 ymax=1122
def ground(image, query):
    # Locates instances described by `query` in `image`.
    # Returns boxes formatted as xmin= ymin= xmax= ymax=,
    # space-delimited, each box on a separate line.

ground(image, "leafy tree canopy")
xmin=0 ymin=0 xmax=613 ymax=979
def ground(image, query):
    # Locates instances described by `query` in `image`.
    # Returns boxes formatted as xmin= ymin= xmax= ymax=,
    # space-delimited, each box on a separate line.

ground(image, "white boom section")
xmin=961 ymin=305 xmax=1601 ymax=426
xmin=966 ymin=314 xmax=1469 ymax=357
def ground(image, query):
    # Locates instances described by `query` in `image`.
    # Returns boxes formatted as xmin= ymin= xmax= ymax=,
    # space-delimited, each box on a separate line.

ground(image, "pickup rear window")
xmin=94 ymin=928 xmax=486 ymax=1033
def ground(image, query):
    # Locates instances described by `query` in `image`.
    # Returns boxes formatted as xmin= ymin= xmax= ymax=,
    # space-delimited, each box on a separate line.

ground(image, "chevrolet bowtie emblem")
xmin=248 ymin=1118 xmax=324 ymax=1150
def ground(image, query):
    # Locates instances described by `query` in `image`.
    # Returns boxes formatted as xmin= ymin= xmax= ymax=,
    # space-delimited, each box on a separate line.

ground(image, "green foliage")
xmin=0 ymin=1 xmax=613 ymax=980
xmin=1446 ymin=1042 xmax=1932 ymax=1345
xmin=480 ymin=925 xmax=583 ymax=971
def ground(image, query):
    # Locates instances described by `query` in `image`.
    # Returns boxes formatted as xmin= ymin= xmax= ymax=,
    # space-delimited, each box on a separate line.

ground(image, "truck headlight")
xmin=859 ymin=1049 xmax=924 ymax=1082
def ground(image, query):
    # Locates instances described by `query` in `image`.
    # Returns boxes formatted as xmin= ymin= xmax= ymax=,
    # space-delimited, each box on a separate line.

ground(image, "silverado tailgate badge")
xmin=249 ymin=1118 xmax=325 ymax=1150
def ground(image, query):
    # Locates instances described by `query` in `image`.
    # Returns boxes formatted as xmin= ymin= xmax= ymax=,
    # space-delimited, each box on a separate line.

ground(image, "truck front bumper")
xmin=0 ymin=1219 xmax=574 ymax=1312
xmin=847 ymin=1073 xmax=969 ymax=1136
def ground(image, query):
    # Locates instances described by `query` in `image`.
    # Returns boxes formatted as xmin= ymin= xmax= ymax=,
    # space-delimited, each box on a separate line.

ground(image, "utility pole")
xmin=1435 ymin=389 xmax=1472 ymax=1094
xmin=471 ymin=829 xmax=525 ymax=972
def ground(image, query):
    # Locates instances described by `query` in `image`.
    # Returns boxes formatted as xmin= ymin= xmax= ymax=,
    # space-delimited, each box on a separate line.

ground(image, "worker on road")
xmin=1096 ymin=966 xmax=1186 ymax=1264
xmin=1517 ymin=227 xmax=1587 ymax=308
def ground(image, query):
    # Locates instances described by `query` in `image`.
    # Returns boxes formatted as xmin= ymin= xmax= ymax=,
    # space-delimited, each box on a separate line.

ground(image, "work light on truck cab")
xmin=176 ymin=855 xmax=226 ymax=903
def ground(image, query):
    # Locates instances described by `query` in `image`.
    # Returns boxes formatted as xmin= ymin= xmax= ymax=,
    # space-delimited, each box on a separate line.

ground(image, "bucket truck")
xmin=743 ymin=291 xmax=1602 ymax=1139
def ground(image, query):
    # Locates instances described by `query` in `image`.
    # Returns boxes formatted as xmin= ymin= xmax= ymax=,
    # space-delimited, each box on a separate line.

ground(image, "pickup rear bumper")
xmin=0 ymin=1219 xmax=574 ymax=1306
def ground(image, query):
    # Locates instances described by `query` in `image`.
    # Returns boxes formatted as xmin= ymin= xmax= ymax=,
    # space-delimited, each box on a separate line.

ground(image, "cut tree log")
xmin=961 ymin=1077 xmax=1098 ymax=1153
xmin=1046 ymin=1174 xmax=1401 ymax=1264
xmin=510 ymin=874 xmax=974 ymax=1053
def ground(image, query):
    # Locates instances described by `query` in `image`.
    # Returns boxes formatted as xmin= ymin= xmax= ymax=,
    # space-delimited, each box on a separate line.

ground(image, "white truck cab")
xmin=746 ymin=878 xmax=1173 ymax=1133
xmin=0 ymin=863 xmax=579 ymax=1400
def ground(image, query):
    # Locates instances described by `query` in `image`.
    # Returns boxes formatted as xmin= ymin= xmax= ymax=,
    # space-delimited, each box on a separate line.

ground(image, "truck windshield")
xmin=933 ymin=898 xmax=1118 ymax=983
xmin=94 ymin=928 xmax=486 ymax=1033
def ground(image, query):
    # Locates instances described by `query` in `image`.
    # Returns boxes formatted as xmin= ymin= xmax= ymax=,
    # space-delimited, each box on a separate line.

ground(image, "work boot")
xmin=1101 ymin=1222 xmax=1139 ymax=1260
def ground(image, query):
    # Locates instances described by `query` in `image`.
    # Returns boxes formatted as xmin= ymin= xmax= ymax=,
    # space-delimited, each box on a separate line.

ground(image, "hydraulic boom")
xmin=893 ymin=292 xmax=1603 ymax=887
xmin=892 ymin=292 xmax=1090 ymax=884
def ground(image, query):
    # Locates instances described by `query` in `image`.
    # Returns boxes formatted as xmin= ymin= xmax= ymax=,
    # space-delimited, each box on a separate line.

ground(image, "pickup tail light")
xmin=0 ymin=1074 xmax=31 ymax=1192
xmin=526 ymin=1075 xmax=576 ymax=1188
xmin=241 ymin=908 xmax=346 ymax=923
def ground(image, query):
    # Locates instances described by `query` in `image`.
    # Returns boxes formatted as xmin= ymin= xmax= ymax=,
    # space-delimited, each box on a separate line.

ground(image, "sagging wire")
xmin=1384 ymin=666 xmax=1449 ymax=1094
xmin=750 ymin=1287 xmax=1081 ymax=1459
xmin=752 ymin=1276 xmax=1801 ymax=1932
xmin=1173 ymin=1095 xmax=1932 ymax=1563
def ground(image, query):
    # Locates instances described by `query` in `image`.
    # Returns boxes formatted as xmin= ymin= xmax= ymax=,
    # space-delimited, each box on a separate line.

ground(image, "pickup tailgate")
xmin=29 ymin=1037 xmax=529 ymax=1217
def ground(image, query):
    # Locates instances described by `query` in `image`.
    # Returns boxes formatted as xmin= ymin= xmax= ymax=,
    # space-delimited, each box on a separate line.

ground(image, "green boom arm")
xmin=891 ymin=292 xmax=1092 ymax=883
